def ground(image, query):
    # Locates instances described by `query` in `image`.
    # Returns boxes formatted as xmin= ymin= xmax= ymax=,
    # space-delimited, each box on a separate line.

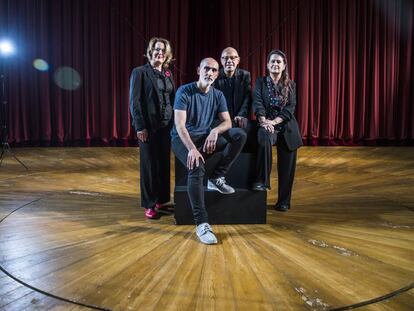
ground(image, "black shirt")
xmin=219 ymin=75 xmax=236 ymax=118
xmin=153 ymin=68 xmax=173 ymax=122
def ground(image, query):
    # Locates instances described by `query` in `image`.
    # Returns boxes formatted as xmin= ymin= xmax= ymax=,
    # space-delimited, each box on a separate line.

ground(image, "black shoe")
xmin=274 ymin=204 xmax=290 ymax=212
xmin=252 ymin=182 xmax=267 ymax=191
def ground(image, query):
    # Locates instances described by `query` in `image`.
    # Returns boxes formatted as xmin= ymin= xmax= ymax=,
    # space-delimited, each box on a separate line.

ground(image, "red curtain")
xmin=0 ymin=0 xmax=412 ymax=146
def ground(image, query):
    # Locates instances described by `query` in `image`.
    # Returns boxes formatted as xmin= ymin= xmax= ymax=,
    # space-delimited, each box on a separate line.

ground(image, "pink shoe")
xmin=145 ymin=208 xmax=159 ymax=219
xmin=155 ymin=203 xmax=168 ymax=211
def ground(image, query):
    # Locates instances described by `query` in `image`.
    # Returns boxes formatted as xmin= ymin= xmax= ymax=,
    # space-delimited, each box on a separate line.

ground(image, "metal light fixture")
xmin=0 ymin=38 xmax=28 ymax=169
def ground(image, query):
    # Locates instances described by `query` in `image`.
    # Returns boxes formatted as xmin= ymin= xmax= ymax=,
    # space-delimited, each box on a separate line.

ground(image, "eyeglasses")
xmin=221 ymin=56 xmax=239 ymax=61
xmin=153 ymin=48 xmax=166 ymax=53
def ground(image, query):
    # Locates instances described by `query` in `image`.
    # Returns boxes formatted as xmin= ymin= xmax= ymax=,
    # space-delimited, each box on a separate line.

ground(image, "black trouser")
xmin=138 ymin=126 xmax=171 ymax=209
xmin=255 ymin=127 xmax=297 ymax=206
xmin=212 ymin=119 xmax=258 ymax=152
xmin=172 ymin=128 xmax=247 ymax=225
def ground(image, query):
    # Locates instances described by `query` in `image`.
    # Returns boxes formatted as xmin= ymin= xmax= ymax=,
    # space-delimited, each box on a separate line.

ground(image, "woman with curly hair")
xmin=129 ymin=37 xmax=175 ymax=219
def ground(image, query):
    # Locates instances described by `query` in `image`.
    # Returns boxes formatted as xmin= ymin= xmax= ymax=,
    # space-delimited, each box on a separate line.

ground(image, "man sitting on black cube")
xmin=214 ymin=47 xmax=256 ymax=151
xmin=171 ymin=57 xmax=247 ymax=245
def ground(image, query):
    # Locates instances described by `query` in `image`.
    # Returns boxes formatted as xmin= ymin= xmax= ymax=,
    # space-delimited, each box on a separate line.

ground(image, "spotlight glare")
xmin=0 ymin=39 xmax=15 ymax=56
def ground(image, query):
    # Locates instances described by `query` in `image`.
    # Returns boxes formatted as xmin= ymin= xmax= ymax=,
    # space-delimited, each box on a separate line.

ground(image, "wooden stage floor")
xmin=0 ymin=147 xmax=413 ymax=311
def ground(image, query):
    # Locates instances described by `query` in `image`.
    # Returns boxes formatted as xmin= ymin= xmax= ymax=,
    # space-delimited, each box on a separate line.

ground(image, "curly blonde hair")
xmin=146 ymin=37 xmax=174 ymax=68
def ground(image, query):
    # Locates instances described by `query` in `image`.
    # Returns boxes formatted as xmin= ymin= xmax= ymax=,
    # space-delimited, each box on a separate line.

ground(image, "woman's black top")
xmin=129 ymin=63 xmax=176 ymax=132
xmin=153 ymin=68 xmax=174 ymax=125
xmin=253 ymin=76 xmax=303 ymax=151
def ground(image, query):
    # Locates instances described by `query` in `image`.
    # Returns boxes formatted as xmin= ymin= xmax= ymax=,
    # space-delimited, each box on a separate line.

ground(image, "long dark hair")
xmin=267 ymin=49 xmax=292 ymax=106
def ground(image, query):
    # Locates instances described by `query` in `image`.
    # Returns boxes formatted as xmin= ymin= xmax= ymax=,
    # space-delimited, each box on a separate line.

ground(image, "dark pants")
xmin=172 ymin=128 xmax=247 ymax=225
xmin=213 ymin=120 xmax=257 ymax=152
xmin=138 ymin=126 xmax=171 ymax=209
xmin=255 ymin=127 xmax=297 ymax=206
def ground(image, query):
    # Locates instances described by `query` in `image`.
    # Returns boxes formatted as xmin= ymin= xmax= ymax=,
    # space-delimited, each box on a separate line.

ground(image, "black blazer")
xmin=129 ymin=63 xmax=175 ymax=132
xmin=253 ymin=76 xmax=303 ymax=151
xmin=213 ymin=68 xmax=251 ymax=118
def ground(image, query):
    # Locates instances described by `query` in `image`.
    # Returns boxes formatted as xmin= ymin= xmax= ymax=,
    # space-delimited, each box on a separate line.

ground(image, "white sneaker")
xmin=207 ymin=177 xmax=235 ymax=194
xmin=196 ymin=223 xmax=218 ymax=244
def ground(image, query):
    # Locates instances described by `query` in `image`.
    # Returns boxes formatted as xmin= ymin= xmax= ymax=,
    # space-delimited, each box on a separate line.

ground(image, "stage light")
xmin=0 ymin=38 xmax=28 ymax=169
xmin=0 ymin=39 xmax=15 ymax=57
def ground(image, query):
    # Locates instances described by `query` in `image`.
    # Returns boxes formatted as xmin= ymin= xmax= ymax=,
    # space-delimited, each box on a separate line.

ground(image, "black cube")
xmin=174 ymin=152 xmax=267 ymax=225
xmin=174 ymin=186 xmax=267 ymax=225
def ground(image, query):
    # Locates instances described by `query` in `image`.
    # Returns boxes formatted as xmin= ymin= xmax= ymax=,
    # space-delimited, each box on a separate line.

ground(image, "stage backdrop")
xmin=0 ymin=0 xmax=412 ymax=146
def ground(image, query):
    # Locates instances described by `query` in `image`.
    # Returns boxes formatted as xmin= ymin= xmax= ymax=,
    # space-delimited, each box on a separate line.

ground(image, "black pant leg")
xmin=172 ymin=136 xmax=209 ymax=225
xmin=220 ymin=120 xmax=257 ymax=153
xmin=157 ymin=126 xmax=171 ymax=204
xmin=211 ymin=128 xmax=247 ymax=178
xmin=243 ymin=120 xmax=258 ymax=152
xmin=255 ymin=127 xmax=278 ymax=187
xmin=276 ymin=137 xmax=297 ymax=206
xmin=139 ymin=133 xmax=159 ymax=209
xmin=187 ymin=162 xmax=208 ymax=225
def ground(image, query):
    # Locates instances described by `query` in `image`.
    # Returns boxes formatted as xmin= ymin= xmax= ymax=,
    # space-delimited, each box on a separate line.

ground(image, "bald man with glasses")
xmin=214 ymin=47 xmax=255 ymax=151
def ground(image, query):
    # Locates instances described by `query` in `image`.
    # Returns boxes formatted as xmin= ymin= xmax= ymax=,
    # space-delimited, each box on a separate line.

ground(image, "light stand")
xmin=0 ymin=40 xmax=28 ymax=170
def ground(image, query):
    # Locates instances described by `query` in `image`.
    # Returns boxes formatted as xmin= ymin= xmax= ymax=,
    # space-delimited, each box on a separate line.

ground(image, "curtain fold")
xmin=0 ymin=0 xmax=412 ymax=146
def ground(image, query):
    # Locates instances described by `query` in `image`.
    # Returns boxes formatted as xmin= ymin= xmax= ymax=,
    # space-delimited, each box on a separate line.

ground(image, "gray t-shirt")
xmin=171 ymin=82 xmax=228 ymax=139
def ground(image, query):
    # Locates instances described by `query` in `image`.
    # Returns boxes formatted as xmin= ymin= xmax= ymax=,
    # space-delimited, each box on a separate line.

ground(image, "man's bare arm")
xmin=213 ymin=111 xmax=232 ymax=134
xmin=203 ymin=111 xmax=232 ymax=154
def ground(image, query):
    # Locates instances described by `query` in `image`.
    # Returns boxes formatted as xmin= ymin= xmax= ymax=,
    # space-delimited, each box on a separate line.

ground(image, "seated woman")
xmin=252 ymin=50 xmax=303 ymax=212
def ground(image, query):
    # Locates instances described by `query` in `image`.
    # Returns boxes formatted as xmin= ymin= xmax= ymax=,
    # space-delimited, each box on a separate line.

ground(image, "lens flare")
xmin=33 ymin=59 xmax=49 ymax=71
xmin=53 ymin=67 xmax=82 ymax=90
